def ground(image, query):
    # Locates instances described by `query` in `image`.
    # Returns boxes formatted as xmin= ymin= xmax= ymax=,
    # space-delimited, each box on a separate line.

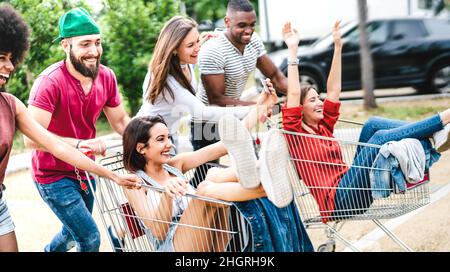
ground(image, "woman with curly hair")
xmin=0 ymin=3 xmax=141 ymax=252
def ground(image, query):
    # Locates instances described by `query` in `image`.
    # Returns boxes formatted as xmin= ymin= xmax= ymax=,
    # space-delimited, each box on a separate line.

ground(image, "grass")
xmin=339 ymin=98 xmax=450 ymax=124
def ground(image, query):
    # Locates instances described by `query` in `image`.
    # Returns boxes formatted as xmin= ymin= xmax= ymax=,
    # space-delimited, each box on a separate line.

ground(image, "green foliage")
xmin=5 ymin=0 xmax=91 ymax=102
xmin=183 ymin=0 xmax=259 ymax=22
xmin=100 ymin=0 xmax=179 ymax=115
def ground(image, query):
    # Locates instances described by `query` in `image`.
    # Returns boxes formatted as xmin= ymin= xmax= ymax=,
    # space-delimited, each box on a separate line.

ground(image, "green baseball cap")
xmin=54 ymin=7 xmax=100 ymax=42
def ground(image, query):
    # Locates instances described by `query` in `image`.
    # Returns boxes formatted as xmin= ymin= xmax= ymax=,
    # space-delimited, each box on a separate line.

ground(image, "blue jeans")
xmin=189 ymin=121 xmax=220 ymax=188
xmin=34 ymin=177 xmax=100 ymax=252
xmin=234 ymin=198 xmax=314 ymax=252
xmin=333 ymin=115 xmax=443 ymax=219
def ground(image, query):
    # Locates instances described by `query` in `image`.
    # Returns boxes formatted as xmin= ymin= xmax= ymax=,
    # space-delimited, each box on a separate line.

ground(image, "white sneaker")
xmin=433 ymin=123 xmax=450 ymax=153
xmin=218 ymin=115 xmax=260 ymax=189
xmin=259 ymin=129 xmax=294 ymax=208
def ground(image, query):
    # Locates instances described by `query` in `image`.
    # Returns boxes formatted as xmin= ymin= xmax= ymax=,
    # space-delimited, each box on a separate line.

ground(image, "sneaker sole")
xmin=218 ymin=115 xmax=260 ymax=189
xmin=260 ymin=129 xmax=293 ymax=208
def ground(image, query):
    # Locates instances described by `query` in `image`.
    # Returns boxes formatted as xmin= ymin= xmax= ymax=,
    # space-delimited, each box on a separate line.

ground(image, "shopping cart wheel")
xmin=317 ymin=240 xmax=336 ymax=252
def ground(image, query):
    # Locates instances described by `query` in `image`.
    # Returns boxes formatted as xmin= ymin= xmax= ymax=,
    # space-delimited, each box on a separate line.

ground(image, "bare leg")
xmin=197 ymin=180 xmax=266 ymax=202
xmin=0 ymin=231 xmax=18 ymax=252
xmin=440 ymin=108 xmax=450 ymax=125
xmin=205 ymin=167 xmax=239 ymax=183
xmin=211 ymin=207 xmax=231 ymax=252
xmin=173 ymin=199 xmax=230 ymax=252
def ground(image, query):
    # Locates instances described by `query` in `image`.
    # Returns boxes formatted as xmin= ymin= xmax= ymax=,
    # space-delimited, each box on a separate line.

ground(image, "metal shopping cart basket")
xmin=280 ymin=119 xmax=431 ymax=252
xmin=85 ymin=152 xmax=251 ymax=252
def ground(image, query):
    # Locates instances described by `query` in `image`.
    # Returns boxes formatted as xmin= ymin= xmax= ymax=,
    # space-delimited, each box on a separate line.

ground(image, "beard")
xmin=69 ymin=48 xmax=100 ymax=79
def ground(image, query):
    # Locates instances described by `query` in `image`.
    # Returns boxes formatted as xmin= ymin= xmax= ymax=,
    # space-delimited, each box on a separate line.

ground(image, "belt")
xmin=0 ymin=184 xmax=5 ymax=200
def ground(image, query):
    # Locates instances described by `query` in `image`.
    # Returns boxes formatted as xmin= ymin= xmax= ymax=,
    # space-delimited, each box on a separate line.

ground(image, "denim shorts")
xmin=0 ymin=196 xmax=15 ymax=236
xmin=146 ymin=220 xmax=178 ymax=252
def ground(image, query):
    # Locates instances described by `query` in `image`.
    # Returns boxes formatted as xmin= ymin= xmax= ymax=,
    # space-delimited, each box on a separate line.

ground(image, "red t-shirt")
xmin=282 ymin=99 xmax=348 ymax=221
xmin=0 ymin=92 xmax=16 ymax=184
xmin=28 ymin=61 xmax=121 ymax=184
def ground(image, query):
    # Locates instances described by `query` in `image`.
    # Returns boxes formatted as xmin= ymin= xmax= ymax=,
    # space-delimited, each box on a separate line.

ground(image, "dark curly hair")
xmin=0 ymin=3 xmax=30 ymax=67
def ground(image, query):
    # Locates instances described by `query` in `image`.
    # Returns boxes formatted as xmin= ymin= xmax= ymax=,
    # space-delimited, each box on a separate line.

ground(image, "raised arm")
xmin=282 ymin=22 xmax=302 ymax=108
xmin=326 ymin=20 xmax=342 ymax=103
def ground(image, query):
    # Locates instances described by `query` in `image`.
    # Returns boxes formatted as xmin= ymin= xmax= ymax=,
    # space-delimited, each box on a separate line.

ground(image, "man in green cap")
xmin=24 ymin=7 xmax=132 ymax=252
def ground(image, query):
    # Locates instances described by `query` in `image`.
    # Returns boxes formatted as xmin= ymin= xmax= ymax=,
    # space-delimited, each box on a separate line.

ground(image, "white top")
xmin=136 ymin=64 xmax=249 ymax=134
xmin=196 ymin=31 xmax=267 ymax=106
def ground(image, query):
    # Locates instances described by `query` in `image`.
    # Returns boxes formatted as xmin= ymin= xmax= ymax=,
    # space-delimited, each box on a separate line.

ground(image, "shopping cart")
xmin=84 ymin=152 xmax=251 ymax=252
xmin=281 ymin=119 xmax=431 ymax=252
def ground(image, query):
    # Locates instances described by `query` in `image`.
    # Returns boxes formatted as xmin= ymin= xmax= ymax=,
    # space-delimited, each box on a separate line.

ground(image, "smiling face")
xmin=63 ymin=34 xmax=102 ymax=79
xmin=0 ymin=52 xmax=14 ymax=91
xmin=139 ymin=122 xmax=173 ymax=165
xmin=176 ymin=28 xmax=201 ymax=65
xmin=302 ymin=88 xmax=324 ymax=126
xmin=225 ymin=10 xmax=257 ymax=47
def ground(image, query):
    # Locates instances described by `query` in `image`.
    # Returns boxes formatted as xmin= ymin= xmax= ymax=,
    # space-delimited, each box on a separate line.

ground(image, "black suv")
xmin=272 ymin=17 xmax=450 ymax=94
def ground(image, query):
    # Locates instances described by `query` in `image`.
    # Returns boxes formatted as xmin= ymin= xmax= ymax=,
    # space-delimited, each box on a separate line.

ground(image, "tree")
xmin=357 ymin=0 xmax=377 ymax=109
xmin=5 ymin=0 xmax=90 ymax=102
xmin=182 ymin=0 xmax=258 ymax=23
xmin=100 ymin=0 xmax=179 ymax=115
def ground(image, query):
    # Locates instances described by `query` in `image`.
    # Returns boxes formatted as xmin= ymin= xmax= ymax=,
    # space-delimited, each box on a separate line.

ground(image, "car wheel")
xmin=299 ymin=70 xmax=323 ymax=91
xmin=430 ymin=63 xmax=450 ymax=94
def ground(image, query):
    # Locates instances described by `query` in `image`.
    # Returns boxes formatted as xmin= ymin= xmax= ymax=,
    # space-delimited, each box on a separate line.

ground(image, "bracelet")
xmin=287 ymin=59 xmax=299 ymax=66
xmin=76 ymin=140 xmax=83 ymax=149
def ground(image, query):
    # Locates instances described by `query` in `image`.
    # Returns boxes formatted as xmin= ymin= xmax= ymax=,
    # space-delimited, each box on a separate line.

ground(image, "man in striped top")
xmin=191 ymin=0 xmax=287 ymax=152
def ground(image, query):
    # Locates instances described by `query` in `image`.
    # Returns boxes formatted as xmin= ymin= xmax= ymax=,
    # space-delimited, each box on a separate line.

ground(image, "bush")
xmin=100 ymin=0 xmax=179 ymax=115
xmin=6 ymin=0 xmax=87 ymax=102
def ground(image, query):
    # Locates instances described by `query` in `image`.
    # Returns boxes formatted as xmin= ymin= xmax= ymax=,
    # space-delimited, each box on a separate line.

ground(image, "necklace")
xmin=180 ymin=63 xmax=188 ymax=69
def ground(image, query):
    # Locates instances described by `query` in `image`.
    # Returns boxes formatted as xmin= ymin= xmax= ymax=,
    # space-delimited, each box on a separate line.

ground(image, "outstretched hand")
xmin=333 ymin=20 xmax=342 ymax=49
xmin=257 ymin=79 xmax=278 ymax=119
xmin=257 ymin=79 xmax=277 ymax=107
xmin=79 ymin=138 xmax=107 ymax=156
xmin=199 ymin=31 xmax=218 ymax=46
xmin=282 ymin=21 xmax=300 ymax=49
xmin=114 ymin=173 xmax=143 ymax=190
xmin=164 ymin=177 xmax=189 ymax=198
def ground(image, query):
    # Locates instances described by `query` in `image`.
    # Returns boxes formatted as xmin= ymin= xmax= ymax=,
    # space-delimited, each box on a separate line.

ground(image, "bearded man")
xmin=24 ymin=7 xmax=131 ymax=252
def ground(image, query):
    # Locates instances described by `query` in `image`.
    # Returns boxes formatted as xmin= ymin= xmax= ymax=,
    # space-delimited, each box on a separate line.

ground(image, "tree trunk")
xmin=357 ymin=0 xmax=377 ymax=109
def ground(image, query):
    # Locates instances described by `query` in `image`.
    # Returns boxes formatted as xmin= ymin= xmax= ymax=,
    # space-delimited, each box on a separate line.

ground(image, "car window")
xmin=367 ymin=22 xmax=389 ymax=44
xmin=342 ymin=21 xmax=388 ymax=45
xmin=312 ymin=22 xmax=355 ymax=50
xmin=424 ymin=19 xmax=450 ymax=36
xmin=391 ymin=21 xmax=427 ymax=40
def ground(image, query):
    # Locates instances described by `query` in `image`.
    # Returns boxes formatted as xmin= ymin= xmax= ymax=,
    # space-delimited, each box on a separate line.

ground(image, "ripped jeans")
xmin=34 ymin=177 xmax=100 ymax=252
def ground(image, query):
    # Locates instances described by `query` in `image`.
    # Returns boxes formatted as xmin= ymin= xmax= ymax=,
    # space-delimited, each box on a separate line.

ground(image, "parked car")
xmin=268 ymin=17 xmax=450 ymax=94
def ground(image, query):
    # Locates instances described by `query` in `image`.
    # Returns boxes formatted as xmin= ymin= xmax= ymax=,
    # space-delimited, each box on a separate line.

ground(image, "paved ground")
xmin=304 ymin=151 xmax=450 ymax=252
xmin=2 ymin=150 xmax=449 ymax=252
